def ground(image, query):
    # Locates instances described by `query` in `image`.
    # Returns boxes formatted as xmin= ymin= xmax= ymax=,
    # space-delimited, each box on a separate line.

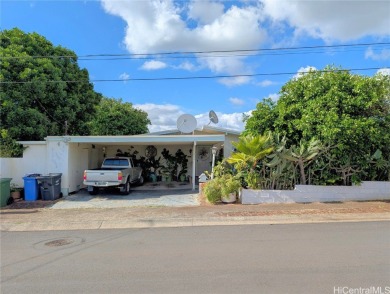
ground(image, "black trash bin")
xmin=37 ymin=173 xmax=62 ymax=201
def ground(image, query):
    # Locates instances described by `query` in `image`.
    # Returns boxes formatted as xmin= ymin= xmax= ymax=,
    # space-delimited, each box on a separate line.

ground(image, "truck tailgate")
xmin=84 ymin=170 xmax=122 ymax=183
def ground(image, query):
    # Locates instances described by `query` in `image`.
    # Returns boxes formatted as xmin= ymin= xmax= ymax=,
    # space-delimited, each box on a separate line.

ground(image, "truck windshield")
xmin=103 ymin=159 xmax=129 ymax=166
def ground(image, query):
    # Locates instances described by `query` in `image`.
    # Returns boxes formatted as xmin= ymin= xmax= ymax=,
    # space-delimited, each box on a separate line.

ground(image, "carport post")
xmin=192 ymin=141 xmax=196 ymax=191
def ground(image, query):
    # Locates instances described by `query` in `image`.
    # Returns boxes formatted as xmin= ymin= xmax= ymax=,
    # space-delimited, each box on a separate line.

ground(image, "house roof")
xmin=41 ymin=134 xmax=226 ymax=146
xmin=146 ymin=125 xmax=241 ymax=136
xmin=19 ymin=126 xmax=240 ymax=146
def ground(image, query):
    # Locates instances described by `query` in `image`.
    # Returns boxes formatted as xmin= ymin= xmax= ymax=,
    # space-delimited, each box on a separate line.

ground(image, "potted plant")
xmin=10 ymin=183 xmax=23 ymax=200
xmin=179 ymin=173 xmax=187 ymax=182
xmin=161 ymin=148 xmax=176 ymax=181
xmin=145 ymin=156 xmax=161 ymax=182
xmin=160 ymin=166 xmax=172 ymax=182
xmin=220 ymin=174 xmax=241 ymax=203
xmin=203 ymin=174 xmax=241 ymax=204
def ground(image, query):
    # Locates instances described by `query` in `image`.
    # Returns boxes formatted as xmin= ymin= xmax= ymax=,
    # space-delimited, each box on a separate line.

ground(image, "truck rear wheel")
xmin=89 ymin=187 xmax=98 ymax=195
xmin=122 ymin=181 xmax=130 ymax=195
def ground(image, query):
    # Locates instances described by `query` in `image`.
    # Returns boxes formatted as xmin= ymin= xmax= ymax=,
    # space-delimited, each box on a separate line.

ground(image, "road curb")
xmin=1 ymin=213 xmax=389 ymax=231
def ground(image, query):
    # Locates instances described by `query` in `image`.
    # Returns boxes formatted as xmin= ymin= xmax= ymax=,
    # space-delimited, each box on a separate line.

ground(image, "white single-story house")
xmin=0 ymin=126 xmax=240 ymax=195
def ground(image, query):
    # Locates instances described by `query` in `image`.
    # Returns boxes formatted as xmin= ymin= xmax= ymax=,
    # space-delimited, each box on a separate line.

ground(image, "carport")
xmin=44 ymin=132 xmax=230 ymax=195
xmin=70 ymin=134 xmax=223 ymax=188
xmin=10 ymin=127 xmax=240 ymax=196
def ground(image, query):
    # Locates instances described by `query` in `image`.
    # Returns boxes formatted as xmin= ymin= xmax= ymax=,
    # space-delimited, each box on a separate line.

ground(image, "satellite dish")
xmin=208 ymin=110 xmax=219 ymax=125
xmin=177 ymin=114 xmax=197 ymax=133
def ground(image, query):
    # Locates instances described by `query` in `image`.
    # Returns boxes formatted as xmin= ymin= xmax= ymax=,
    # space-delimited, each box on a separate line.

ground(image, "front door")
xmin=196 ymin=145 xmax=212 ymax=176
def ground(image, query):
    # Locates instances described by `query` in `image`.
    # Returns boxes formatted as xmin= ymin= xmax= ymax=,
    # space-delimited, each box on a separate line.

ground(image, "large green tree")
xmin=88 ymin=97 xmax=150 ymax=135
xmin=244 ymin=66 xmax=390 ymax=182
xmin=0 ymin=28 xmax=102 ymax=142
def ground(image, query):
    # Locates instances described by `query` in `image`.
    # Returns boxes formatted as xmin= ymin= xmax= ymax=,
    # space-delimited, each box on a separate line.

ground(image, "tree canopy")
xmin=244 ymin=66 xmax=390 ymax=182
xmin=88 ymin=97 xmax=150 ymax=135
xmin=1 ymin=28 xmax=102 ymax=141
xmin=1 ymin=28 xmax=152 ymax=156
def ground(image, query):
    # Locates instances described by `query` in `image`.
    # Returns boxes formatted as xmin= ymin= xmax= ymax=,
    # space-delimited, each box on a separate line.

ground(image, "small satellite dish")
xmin=208 ymin=110 xmax=219 ymax=125
xmin=177 ymin=114 xmax=197 ymax=133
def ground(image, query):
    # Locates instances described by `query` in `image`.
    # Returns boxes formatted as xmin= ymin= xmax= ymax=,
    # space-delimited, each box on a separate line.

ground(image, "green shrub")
xmin=203 ymin=174 xmax=242 ymax=204
xmin=221 ymin=174 xmax=241 ymax=196
xmin=203 ymin=178 xmax=222 ymax=204
xmin=0 ymin=130 xmax=25 ymax=158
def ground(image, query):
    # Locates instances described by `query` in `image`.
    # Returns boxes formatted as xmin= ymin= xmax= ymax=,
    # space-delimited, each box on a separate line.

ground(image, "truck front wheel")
xmin=122 ymin=181 xmax=130 ymax=195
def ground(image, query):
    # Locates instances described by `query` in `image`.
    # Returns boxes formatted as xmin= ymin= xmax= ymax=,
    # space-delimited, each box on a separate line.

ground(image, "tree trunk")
xmin=298 ymin=160 xmax=306 ymax=184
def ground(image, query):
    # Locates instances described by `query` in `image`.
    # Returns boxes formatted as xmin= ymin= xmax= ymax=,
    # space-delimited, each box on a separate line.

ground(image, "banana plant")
xmin=367 ymin=149 xmax=390 ymax=181
xmin=281 ymin=138 xmax=323 ymax=184
xmin=260 ymin=133 xmax=297 ymax=189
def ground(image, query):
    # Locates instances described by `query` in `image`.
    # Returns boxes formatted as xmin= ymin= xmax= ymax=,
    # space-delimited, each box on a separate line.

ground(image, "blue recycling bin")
xmin=23 ymin=174 xmax=41 ymax=201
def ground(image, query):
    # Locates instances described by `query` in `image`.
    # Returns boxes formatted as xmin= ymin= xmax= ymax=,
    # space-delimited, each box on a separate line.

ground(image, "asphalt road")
xmin=1 ymin=222 xmax=389 ymax=294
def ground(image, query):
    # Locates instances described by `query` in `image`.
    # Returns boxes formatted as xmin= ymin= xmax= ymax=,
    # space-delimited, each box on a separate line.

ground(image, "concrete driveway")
xmin=52 ymin=186 xmax=200 ymax=209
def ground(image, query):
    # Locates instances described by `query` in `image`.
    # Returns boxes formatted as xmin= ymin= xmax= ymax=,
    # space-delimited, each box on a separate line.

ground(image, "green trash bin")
xmin=0 ymin=178 xmax=12 ymax=207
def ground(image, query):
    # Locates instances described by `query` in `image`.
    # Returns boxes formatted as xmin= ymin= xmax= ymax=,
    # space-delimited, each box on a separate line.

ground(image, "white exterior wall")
xmin=46 ymin=140 xmax=70 ymax=195
xmin=0 ymin=158 xmax=22 ymax=186
xmin=68 ymin=143 xmax=92 ymax=193
xmin=241 ymin=182 xmax=390 ymax=204
xmin=0 ymin=158 xmax=16 ymax=179
xmin=22 ymin=144 xmax=47 ymax=177
xmin=46 ymin=141 xmax=97 ymax=195
xmin=195 ymin=145 xmax=213 ymax=176
xmin=88 ymin=147 xmax=101 ymax=169
xmin=0 ymin=143 xmax=47 ymax=187
xmin=224 ymin=134 xmax=239 ymax=158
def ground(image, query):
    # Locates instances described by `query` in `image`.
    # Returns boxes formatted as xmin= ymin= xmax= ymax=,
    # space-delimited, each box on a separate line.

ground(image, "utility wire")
xmin=34 ymin=97 xmax=66 ymax=128
xmin=1 ymin=67 xmax=385 ymax=84
xmin=77 ymin=46 xmax=390 ymax=61
xmin=80 ymin=42 xmax=390 ymax=60
xmin=1 ymin=42 xmax=389 ymax=60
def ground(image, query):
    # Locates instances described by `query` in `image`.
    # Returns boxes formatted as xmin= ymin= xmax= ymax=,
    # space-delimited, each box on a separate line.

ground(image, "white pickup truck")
xmin=83 ymin=157 xmax=144 ymax=195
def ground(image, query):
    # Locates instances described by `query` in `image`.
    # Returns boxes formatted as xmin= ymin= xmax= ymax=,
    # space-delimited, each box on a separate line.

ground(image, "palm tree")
xmin=228 ymin=134 xmax=274 ymax=169
xmin=227 ymin=134 xmax=274 ymax=188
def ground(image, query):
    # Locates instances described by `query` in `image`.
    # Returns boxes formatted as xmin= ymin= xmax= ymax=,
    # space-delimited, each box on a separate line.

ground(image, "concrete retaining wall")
xmin=241 ymin=181 xmax=390 ymax=204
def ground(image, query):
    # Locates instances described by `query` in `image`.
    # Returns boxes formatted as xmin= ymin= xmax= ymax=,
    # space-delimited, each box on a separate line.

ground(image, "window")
xmin=103 ymin=159 xmax=129 ymax=166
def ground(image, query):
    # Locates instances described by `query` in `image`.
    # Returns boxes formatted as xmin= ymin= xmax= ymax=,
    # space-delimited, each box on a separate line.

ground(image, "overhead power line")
xmin=1 ymin=42 xmax=389 ymax=60
xmin=1 ymin=67 xmax=385 ymax=84
xmin=78 ymin=46 xmax=389 ymax=61
xmin=34 ymin=97 xmax=66 ymax=128
xmin=80 ymin=42 xmax=390 ymax=60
